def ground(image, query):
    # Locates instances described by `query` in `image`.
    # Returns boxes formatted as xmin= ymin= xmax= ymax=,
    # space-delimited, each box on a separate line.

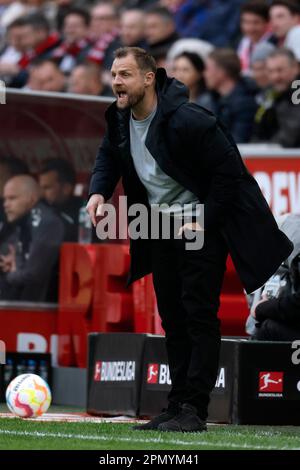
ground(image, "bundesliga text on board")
xmin=94 ymin=361 xmax=136 ymax=382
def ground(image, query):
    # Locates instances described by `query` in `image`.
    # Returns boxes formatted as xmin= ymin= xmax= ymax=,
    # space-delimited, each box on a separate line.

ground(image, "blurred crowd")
xmin=0 ymin=0 xmax=300 ymax=145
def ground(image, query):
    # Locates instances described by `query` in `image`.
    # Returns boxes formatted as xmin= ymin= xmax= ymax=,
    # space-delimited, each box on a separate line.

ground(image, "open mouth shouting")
xmin=116 ymin=90 xmax=128 ymax=105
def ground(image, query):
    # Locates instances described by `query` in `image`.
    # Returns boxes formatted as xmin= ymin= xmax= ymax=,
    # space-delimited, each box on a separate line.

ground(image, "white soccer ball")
xmin=6 ymin=374 xmax=51 ymax=418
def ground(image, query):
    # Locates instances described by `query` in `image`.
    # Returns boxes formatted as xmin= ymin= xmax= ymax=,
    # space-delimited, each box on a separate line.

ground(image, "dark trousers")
xmin=253 ymin=319 xmax=300 ymax=341
xmin=151 ymin=225 xmax=228 ymax=420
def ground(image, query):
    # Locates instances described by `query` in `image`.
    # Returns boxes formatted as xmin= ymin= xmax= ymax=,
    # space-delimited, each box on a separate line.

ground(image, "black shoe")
xmin=132 ymin=402 xmax=181 ymax=431
xmin=157 ymin=403 xmax=207 ymax=433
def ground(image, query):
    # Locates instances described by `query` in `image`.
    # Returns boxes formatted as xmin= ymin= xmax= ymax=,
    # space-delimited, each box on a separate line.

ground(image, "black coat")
xmin=252 ymin=80 xmax=300 ymax=148
xmin=89 ymin=68 xmax=293 ymax=294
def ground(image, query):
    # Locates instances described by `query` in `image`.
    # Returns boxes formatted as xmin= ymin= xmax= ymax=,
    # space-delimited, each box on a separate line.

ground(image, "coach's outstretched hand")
xmin=86 ymin=194 xmax=105 ymax=227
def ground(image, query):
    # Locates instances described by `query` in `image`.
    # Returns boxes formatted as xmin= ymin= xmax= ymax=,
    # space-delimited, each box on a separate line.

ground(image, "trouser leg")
xmin=151 ymin=238 xmax=192 ymax=406
xmin=174 ymin=229 xmax=228 ymax=419
xmin=152 ymin=227 xmax=228 ymax=420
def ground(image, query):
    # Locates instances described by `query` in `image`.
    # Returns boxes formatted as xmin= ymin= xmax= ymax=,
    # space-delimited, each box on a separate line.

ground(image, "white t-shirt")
xmin=129 ymin=106 xmax=199 ymax=217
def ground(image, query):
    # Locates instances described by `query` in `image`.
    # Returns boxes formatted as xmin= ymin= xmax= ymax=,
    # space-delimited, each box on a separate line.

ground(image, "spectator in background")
xmin=0 ymin=18 xmax=26 ymax=85
xmin=172 ymin=51 xmax=210 ymax=107
xmin=9 ymin=13 xmax=61 ymax=87
xmin=87 ymin=2 xmax=120 ymax=66
xmin=250 ymin=41 xmax=276 ymax=104
xmin=38 ymin=158 xmax=84 ymax=241
xmin=0 ymin=175 xmax=65 ymax=302
xmin=89 ymin=1 xmax=119 ymax=41
xmin=52 ymin=7 xmax=92 ymax=74
xmin=121 ymin=0 xmax=157 ymax=6
xmin=68 ymin=63 xmax=113 ymax=96
xmin=25 ymin=58 xmax=66 ymax=92
xmin=0 ymin=0 xmax=58 ymax=39
xmin=144 ymin=6 xmax=179 ymax=66
xmin=252 ymin=48 xmax=300 ymax=147
xmin=237 ymin=0 xmax=273 ymax=74
xmin=167 ymin=37 xmax=214 ymax=75
xmin=250 ymin=214 xmax=300 ymax=341
xmin=118 ymin=8 xmax=146 ymax=48
xmin=54 ymin=0 xmax=89 ymax=32
xmin=122 ymin=0 xmax=157 ymax=7
xmin=204 ymin=48 xmax=258 ymax=143
xmin=270 ymin=0 xmax=300 ymax=62
xmin=0 ymin=156 xmax=29 ymax=225
xmin=173 ymin=0 xmax=245 ymax=47
xmin=0 ymin=0 xmax=33 ymax=41
xmin=250 ymin=41 xmax=276 ymax=90
xmin=162 ymin=0 xmax=209 ymax=39
xmin=17 ymin=13 xmax=60 ymax=62
xmin=102 ymin=9 xmax=147 ymax=71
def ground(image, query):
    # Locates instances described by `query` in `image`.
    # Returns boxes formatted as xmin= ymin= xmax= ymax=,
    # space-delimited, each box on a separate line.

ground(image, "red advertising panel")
xmin=0 ymin=302 xmax=57 ymax=363
xmin=245 ymin=156 xmax=300 ymax=216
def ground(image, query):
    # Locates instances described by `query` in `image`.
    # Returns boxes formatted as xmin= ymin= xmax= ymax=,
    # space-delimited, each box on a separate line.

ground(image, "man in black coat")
xmin=87 ymin=47 xmax=293 ymax=432
xmin=0 ymin=175 xmax=65 ymax=302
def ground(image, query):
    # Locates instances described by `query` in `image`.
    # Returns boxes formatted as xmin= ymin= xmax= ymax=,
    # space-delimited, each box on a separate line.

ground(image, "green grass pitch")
xmin=1 ymin=417 xmax=300 ymax=450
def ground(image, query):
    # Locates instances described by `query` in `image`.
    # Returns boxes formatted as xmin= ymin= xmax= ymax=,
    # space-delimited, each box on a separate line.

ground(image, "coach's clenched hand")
xmin=86 ymin=194 xmax=105 ymax=227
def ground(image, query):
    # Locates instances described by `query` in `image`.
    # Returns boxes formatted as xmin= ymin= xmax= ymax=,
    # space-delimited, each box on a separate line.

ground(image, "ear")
xmin=144 ymin=71 xmax=155 ymax=87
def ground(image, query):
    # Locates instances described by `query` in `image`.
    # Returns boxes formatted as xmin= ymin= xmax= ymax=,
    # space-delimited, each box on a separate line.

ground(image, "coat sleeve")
xmin=88 ymin=132 xmax=121 ymax=202
xmin=255 ymin=290 xmax=300 ymax=325
xmin=193 ymin=114 xmax=246 ymax=228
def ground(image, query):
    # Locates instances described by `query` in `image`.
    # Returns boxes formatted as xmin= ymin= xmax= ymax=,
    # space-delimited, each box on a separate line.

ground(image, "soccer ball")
xmin=6 ymin=374 xmax=51 ymax=418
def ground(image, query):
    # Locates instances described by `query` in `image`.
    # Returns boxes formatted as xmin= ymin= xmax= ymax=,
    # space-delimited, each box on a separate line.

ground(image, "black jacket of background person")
xmin=256 ymin=262 xmax=300 ymax=327
xmin=89 ymin=68 xmax=293 ymax=294
xmin=53 ymin=195 xmax=85 ymax=242
xmin=207 ymin=77 xmax=258 ymax=144
xmin=255 ymin=215 xmax=300 ymax=326
xmin=252 ymin=77 xmax=300 ymax=148
xmin=0 ymin=201 xmax=64 ymax=302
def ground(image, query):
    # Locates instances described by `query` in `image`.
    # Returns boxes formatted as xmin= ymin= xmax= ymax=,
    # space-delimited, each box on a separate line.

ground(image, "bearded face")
xmin=111 ymin=55 xmax=149 ymax=110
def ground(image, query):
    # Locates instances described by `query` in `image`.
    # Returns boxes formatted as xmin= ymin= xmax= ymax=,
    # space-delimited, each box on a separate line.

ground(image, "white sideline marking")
xmin=0 ymin=429 xmax=299 ymax=450
xmin=0 ymin=413 xmax=146 ymax=424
